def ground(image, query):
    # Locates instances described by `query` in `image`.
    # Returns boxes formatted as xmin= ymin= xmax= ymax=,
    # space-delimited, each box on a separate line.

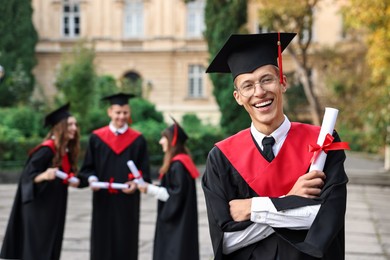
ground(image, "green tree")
xmin=0 ymin=0 xmax=38 ymax=106
xmin=55 ymin=41 xmax=96 ymax=121
xmin=311 ymin=43 xmax=370 ymax=150
xmin=256 ymin=0 xmax=322 ymax=125
xmin=121 ymin=77 xmax=143 ymax=97
xmin=204 ymin=0 xmax=249 ymax=135
xmin=93 ymin=75 xmax=118 ymax=105
xmin=342 ymin=0 xmax=390 ymax=158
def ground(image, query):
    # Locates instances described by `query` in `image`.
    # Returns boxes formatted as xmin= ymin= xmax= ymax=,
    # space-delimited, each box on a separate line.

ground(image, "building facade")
xmin=31 ymin=0 xmax=345 ymax=124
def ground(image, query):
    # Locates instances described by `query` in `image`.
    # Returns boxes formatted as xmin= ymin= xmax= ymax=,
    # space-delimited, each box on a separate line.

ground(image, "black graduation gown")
xmin=202 ymin=126 xmax=348 ymax=260
xmin=0 ymin=146 xmax=69 ymax=260
xmin=153 ymin=160 xmax=199 ymax=260
xmin=78 ymin=127 xmax=151 ymax=260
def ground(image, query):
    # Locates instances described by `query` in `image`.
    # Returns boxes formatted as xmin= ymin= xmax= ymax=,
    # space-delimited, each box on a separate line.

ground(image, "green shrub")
xmin=0 ymin=107 xmax=43 ymax=138
xmin=131 ymin=98 xmax=164 ymax=123
xmin=132 ymin=119 xmax=167 ymax=166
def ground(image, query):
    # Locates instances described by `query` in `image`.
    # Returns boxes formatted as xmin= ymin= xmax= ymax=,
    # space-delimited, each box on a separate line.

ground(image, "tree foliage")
xmin=342 ymin=0 xmax=390 ymax=149
xmin=0 ymin=0 xmax=38 ymax=106
xmin=204 ymin=0 xmax=249 ymax=135
xmin=256 ymin=0 xmax=322 ymax=125
xmin=55 ymin=41 xmax=96 ymax=121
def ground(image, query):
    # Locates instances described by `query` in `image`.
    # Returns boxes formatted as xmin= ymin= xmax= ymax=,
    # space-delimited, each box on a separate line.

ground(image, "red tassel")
xmin=277 ymin=32 xmax=283 ymax=84
xmin=171 ymin=123 xmax=178 ymax=146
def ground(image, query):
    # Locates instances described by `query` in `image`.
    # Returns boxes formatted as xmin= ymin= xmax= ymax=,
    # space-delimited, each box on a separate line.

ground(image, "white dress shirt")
xmin=223 ymin=116 xmax=321 ymax=254
xmin=109 ymin=122 xmax=128 ymax=135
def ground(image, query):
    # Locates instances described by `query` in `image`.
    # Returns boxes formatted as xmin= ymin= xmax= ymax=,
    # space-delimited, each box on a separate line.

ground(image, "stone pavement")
xmin=0 ymin=151 xmax=389 ymax=260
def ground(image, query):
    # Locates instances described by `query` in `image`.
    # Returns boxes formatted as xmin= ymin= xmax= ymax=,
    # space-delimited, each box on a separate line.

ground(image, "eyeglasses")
xmin=236 ymin=75 xmax=278 ymax=97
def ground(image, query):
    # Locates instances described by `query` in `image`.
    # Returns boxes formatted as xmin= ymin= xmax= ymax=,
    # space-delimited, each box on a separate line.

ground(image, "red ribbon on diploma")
xmin=63 ymin=172 xmax=75 ymax=185
xmin=108 ymin=177 xmax=118 ymax=194
xmin=309 ymin=133 xmax=350 ymax=163
xmin=128 ymin=170 xmax=143 ymax=181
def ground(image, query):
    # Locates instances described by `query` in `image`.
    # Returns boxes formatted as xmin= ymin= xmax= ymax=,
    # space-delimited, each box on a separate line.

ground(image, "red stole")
xmin=93 ymin=126 xmax=141 ymax=155
xmin=30 ymin=139 xmax=71 ymax=173
xmin=171 ymin=153 xmax=200 ymax=179
xmin=216 ymin=123 xmax=320 ymax=197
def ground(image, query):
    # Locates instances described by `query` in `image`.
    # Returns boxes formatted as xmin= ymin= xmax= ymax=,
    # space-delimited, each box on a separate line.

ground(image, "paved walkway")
xmin=1 ymin=152 xmax=389 ymax=260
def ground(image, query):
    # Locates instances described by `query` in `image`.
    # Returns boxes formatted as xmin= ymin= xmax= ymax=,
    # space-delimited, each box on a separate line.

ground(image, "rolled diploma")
xmin=127 ymin=160 xmax=145 ymax=185
xmin=309 ymin=107 xmax=339 ymax=171
xmin=55 ymin=170 xmax=79 ymax=184
xmin=90 ymin=182 xmax=129 ymax=189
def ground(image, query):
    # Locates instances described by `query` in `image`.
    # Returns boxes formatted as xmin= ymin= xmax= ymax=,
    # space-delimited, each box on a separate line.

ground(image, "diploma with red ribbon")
xmin=90 ymin=180 xmax=129 ymax=190
xmin=55 ymin=170 xmax=79 ymax=184
xmin=309 ymin=107 xmax=350 ymax=171
xmin=127 ymin=160 xmax=145 ymax=186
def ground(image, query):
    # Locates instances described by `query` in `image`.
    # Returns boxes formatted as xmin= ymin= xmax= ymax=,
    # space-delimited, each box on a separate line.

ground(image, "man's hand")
xmin=122 ymin=181 xmax=137 ymax=194
xmin=69 ymin=178 xmax=80 ymax=188
xmin=229 ymin=198 xmax=252 ymax=221
xmin=89 ymin=178 xmax=100 ymax=191
xmin=287 ymin=170 xmax=326 ymax=198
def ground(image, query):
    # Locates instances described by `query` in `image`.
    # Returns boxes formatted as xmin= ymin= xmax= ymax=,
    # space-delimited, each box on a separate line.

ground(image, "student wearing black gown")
xmin=0 ymin=103 xmax=80 ymax=260
xmin=78 ymin=93 xmax=151 ymax=260
xmin=138 ymin=119 xmax=199 ymax=260
xmin=202 ymin=33 xmax=349 ymax=259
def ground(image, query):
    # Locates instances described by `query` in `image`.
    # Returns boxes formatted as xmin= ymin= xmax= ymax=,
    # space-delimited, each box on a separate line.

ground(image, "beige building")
xmin=31 ymin=0 xmax=346 ymax=125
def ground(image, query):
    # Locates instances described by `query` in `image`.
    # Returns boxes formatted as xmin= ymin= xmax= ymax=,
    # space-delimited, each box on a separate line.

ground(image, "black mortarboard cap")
xmin=101 ymin=92 xmax=135 ymax=105
xmin=206 ymin=32 xmax=296 ymax=79
xmin=44 ymin=103 xmax=71 ymax=128
xmin=168 ymin=117 xmax=189 ymax=146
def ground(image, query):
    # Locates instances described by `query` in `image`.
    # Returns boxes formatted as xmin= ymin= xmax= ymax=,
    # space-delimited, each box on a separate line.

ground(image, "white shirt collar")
xmin=109 ymin=122 xmax=128 ymax=135
xmin=250 ymin=115 xmax=291 ymax=151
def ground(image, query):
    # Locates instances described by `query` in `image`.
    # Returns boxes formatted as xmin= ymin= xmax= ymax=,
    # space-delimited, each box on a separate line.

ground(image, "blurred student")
xmin=78 ymin=93 xmax=151 ymax=260
xmin=138 ymin=119 xmax=199 ymax=260
xmin=0 ymin=103 xmax=80 ymax=260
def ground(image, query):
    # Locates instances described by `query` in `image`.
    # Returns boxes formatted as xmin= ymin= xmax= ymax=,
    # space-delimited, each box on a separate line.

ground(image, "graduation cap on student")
xmin=206 ymin=32 xmax=296 ymax=82
xmin=44 ymin=103 xmax=71 ymax=128
xmin=167 ymin=116 xmax=188 ymax=146
xmin=101 ymin=92 xmax=135 ymax=105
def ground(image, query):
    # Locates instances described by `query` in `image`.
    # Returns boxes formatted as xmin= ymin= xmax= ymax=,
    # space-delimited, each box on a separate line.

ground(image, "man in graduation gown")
xmin=78 ymin=93 xmax=151 ymax=260
xmin=202 ymin=33 xmax=349 ymax=259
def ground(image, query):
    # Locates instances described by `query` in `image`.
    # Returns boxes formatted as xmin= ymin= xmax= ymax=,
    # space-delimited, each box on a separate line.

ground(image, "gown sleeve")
xmin=21 ymin=146 xmax=54 ymax=204
xmin=158 ymin=161 xmax=191 ymax=221
xmin=202 ymin=147 xmax=254 ymax=256
xmin=78 ymin=134 xmax=98 ymax=184
xmin=134 ymin=135 xmax=151 ymax=183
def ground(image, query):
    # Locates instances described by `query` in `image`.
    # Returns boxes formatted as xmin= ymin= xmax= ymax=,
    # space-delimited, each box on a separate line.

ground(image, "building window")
xmin=63 ymin=0 xmax=80 ymax=37
xmin=188 ymin=65 xmax=205 ymax=98
xmin=124 ymin=0 xmax=144 ymax=38
xmin=186 ymin=0 xmax=205 ymax=38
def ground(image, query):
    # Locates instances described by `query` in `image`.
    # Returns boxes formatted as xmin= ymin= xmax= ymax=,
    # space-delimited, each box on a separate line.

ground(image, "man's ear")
xmin=233 ymin=90 xmax=243 ymax=106
xmin=281 ymin=75 xmax=288 ymax=93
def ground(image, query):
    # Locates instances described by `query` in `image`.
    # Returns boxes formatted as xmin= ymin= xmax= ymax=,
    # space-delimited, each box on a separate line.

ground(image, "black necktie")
xmin=262 ymin=136 xmax=275 ymax=162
